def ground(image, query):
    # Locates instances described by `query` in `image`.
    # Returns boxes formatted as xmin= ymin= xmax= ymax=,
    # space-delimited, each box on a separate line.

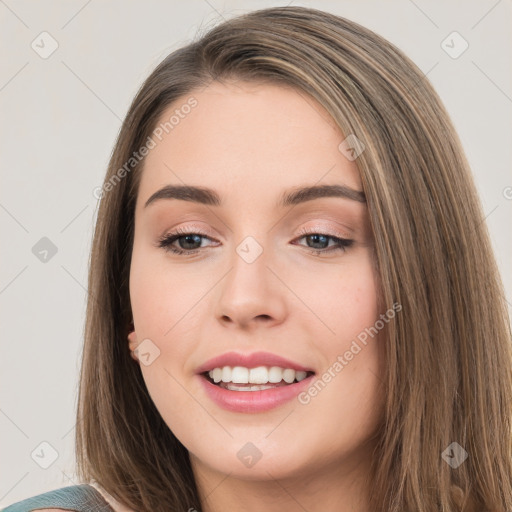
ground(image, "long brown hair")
xmin=75 ymin=6 xmax=512 ymax=511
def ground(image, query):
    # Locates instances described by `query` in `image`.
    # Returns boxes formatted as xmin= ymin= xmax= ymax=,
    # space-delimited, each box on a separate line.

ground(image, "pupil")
xmin=308 ymin=234 xmax=327 ymax=249
xmin=181 ymin=234 xmax=201 ymax=250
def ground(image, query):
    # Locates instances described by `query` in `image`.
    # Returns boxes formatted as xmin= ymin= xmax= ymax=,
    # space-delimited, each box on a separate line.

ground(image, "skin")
xmin=127 ymin=80 xmax=386 ymax=512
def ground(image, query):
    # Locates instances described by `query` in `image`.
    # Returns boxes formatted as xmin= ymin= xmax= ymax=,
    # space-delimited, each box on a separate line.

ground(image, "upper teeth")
xmin=208 ymin=366 xmax=308 ymax=384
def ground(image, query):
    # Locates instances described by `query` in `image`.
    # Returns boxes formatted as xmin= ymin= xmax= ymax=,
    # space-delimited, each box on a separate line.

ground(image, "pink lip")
xmin=197 ymin=373 xmax=316 ymax=413
xmin=195 ymin=351 xmax=314 ymax=374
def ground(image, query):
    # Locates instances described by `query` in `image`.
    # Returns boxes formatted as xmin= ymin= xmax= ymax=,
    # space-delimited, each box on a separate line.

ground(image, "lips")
xmin=195 ymin=351 xmax=315 ymax=374
xmin=195 ymin=351 xmax=316 ymax=413
xmin=197 ymin=371 xmax=316 ymax=413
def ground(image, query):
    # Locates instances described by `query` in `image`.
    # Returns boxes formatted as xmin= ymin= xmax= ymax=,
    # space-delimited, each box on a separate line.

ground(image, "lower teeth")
xmin=218 ymin=381 xmax=291 ymax=392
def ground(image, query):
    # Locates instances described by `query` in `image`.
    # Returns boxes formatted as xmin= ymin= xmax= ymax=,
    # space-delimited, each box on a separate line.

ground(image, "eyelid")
xmin=161 ymin=222 xmax=215 ymax=237
xmin=160 ymin=222 xmax=352 ymax=241
xmin=295 ymin=224 xmax=352 ymax=240
xmin=289 ymin=209 xmax=357 ymax=232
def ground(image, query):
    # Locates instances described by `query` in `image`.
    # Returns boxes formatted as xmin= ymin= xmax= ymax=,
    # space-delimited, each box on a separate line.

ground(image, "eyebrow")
xmin=144 ymin=183 xmax=366 ymax=209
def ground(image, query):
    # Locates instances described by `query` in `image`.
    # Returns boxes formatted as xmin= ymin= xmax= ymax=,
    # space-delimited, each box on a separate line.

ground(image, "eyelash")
xmin=156 ymin=226 xmax=354 ymax=257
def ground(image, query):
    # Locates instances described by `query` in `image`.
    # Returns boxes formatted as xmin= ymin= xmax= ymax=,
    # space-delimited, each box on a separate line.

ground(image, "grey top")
xmin=0 ymin=484 xmax=115 ymax=512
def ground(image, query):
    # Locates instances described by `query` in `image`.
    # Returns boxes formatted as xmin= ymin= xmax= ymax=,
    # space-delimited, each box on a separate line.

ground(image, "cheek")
xmin=307 ymin=254 xmax=382 ymax=401
xmin=339 ymin=271 xmax=379 ymax=336
xmin=308 ymin=255 xmax=379 ymax=344
xmin=129 ymin=244 xmax=209 ymax=334
xmin=292 ymin=271 xmax=384 ymax=452
xmin=128 ymin=246 xmax=208 ymax=406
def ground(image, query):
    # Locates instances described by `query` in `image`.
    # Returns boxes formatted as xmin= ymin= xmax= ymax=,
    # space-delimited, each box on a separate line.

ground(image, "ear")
xmin=127 ymin=330 xmax=139 ymax=362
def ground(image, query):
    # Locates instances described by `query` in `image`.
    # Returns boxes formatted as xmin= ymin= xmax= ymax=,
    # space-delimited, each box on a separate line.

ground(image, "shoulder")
xmin=86 ymin=483 xmax=135 ymax=512
xmin=1 ymin=484 xmax=114 ymax=512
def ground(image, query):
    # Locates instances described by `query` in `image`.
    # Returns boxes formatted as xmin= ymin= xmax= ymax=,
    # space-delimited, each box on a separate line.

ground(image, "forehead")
xmin=136 ymin=81 xmax=362 ymax=211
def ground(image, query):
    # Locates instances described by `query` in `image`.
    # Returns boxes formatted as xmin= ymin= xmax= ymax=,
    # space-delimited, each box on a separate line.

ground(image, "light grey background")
xmin=1 ymin=0 xmax=511 ymax=507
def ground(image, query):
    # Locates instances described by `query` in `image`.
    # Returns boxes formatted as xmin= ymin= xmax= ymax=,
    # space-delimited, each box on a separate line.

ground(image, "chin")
xmin=190 ymin=436 xmax=314 ymax=481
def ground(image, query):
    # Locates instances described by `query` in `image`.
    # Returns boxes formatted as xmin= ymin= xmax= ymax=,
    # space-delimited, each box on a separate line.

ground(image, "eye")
xmin=157 ymin=227 xmax=216 ymax=255
xmin=156 ymin=226 xmax=354 ymax=257
xmin=292 ymin=227 xmax=354 ymax=256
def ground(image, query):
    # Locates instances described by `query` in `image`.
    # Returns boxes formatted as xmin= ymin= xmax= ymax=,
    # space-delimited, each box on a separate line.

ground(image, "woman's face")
xmin=128 ymin=80 xmax=385 ymax=484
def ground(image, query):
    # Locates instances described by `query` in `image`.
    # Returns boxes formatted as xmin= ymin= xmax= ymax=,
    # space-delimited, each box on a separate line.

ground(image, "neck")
xmin=190 ymin=446 xmax=374 ymax=512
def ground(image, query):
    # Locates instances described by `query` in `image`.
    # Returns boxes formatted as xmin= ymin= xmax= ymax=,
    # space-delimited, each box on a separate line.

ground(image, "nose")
xmin=214 ymin=240 xmax=287 ymax=330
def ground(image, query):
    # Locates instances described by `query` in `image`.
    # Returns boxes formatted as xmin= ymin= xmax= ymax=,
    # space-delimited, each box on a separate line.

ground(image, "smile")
xmin=207 ymin=365 xmax=311 ymax=387
xmin=199 ymin=366 xmax=316 ymax=413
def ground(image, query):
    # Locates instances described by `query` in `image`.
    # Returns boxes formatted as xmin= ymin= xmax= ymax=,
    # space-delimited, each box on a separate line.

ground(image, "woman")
xmin=3 ymin=5 xmax=511 ymax=512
